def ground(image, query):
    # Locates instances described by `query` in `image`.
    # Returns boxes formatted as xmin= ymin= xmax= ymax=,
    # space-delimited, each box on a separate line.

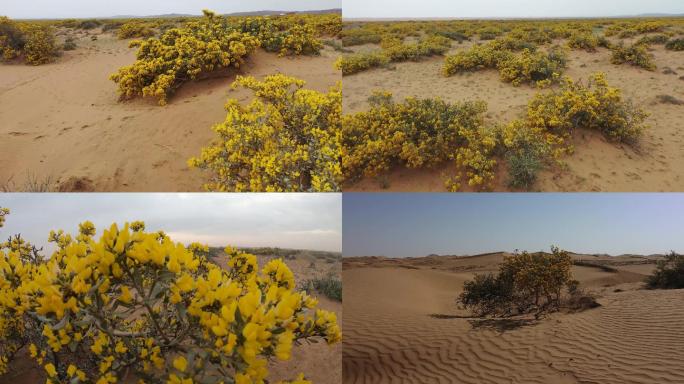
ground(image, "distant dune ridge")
xmin=343 ymin=252 xmax=684 ymax=384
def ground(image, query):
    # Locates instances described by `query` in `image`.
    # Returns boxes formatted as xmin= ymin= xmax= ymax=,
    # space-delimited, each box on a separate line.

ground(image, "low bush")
xmin=444 ymin=43 xmax=567 ymax=86
xmin=497 ymin=47 xmax=567 ymax=86
xmin=610 ymin=42 xmax=657 ymax=71
xmin=646 ymin=251 xmax=684 ymax=289
xmin=303 ymin=274 xmax=342 ymax=302
xmin=336 ymin=51 xmax=389 ymax=75
xmin=459 ymin=247 xmax=575 ymax=317
xmin=567 ymin=32 xmax=600 ymax=52
xmin=636 ymin=34 xmax=670 ymax=46
xmin=665 ymin=38 xmax=684 ymax=51
xmin=117 ymin=21 xmax=156 ymax=39
xmin=519 ymin=72 xmax=647 ymax=145
xmin=341 ymin=92 xmax=496 ymax=190
xmin=0 ymin=16 xmax=24 ymax=60
xmin=110 ymin=12 xmax=260 ymax=105
xmin=189 ymin=74 xmax=342 ymax=192
xmin=0 ymin=17 xmax=58 ymax=65
xmin=442 ymin=43 xmax=511 ymax=75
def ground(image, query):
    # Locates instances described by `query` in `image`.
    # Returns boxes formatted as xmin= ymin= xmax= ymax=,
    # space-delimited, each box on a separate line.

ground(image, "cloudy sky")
xmin=0 ymin=193 xmax=341 ymax=253
xmin=344 ymin=0 xmax=684 ymax=19
xmin=344 ymin=193 xmax=684 ymax=257
xmin=4 ymin=0 xmax=340 ymax=19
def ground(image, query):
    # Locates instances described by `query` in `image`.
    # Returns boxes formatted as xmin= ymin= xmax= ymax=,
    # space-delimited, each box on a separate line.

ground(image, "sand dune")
xmin=343 ymin=254 xmax=684 ymax=383
xmin=0 ymin=32 xmax=340 ymax=191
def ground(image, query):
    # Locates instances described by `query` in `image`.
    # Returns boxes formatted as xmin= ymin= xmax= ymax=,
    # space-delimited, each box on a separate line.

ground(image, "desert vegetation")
xmin=0 ymin=208 xmax=341 ymax=383
xmin=341 ymin=17 xmax=684 ymax=192
xmin=646 ymin=251 xmax=684 ymax=289
xmin=1 ymin=10 xmax=342 ymax=192
xmin=342 ymin=72 xmax=647 ymax=190
xmin=459 ymin=247 xmax=598 ymax=317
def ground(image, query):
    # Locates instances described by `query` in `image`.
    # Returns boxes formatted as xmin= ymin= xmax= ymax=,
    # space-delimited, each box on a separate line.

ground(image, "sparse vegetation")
xmin=304 ymin=274 xmax=342 ymax=302
xmin=646 ymin=251 xmax=684 ymax=289
xmin=459 ymin=247 xmax=594 ymax=317
xmin=610 ymin=42 xmax=657 ymax=71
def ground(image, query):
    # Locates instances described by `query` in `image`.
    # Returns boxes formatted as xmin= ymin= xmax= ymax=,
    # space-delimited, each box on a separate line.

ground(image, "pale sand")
xmin=343 ymin=253 xmax=684 ymax=383
xmin=343 ymin=39 xmax=684 ymax=192
xmin=0 ymin=32 xmax=340 ymax=191
xmin=0 ymin=253 xmax=342 ymax=384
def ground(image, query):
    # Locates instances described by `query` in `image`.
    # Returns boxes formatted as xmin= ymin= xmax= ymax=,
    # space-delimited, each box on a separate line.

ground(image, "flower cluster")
xmin=189 ymin=74 xmax=342 ymax=192
xmin=0 ymin=213 xmax=341 ymax=383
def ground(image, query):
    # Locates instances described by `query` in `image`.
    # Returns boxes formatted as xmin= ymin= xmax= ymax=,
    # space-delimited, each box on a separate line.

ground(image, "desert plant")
xmin=62 ymin=37 xmax=77 ymax=51
xmin=304 ymin=274 xmax=342 ymax=302
xmin=21 ymin=24 xmax=59 ymax=65
xmin=336 ymin=51 xmax=389 ymax=75
xmin=0 ymin=211 xmax=341 ymax=382
xmin=459 ymin=247 xmax=575 ymax=317
xmin=117 ymin=21 xmax=156 ymax=39
xmin=0 ymin=16 xmax=25 ymax=61
xmin=646 ymin=251 xmax=684 ymax=289
xmin=341 ymin=92 xmax=495 ymax=190
xmin=110 ymin=12 xmax=260 ymax=105
xmin=189 ymin=74 xmax=342 ymax=192
xmin=497 ymin=47 xmax=567 ymax=86
xmin=665 ymin=38 xmax=684 ymax=51
xmin=519 ymin=72 xmax=648 ymax=145
xmin=610 ymin=42 xmax=657 ymax=71
xmin=567 ymin=32 xmax=600 ymax=52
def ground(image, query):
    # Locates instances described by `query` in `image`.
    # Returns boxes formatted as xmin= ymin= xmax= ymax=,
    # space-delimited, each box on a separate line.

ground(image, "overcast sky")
xmin=0 ymin=193 xmax=341 ymax=253
xmin=343 ymin=193 xmax=684 ymax=257
xmin=344 ymin=0 xmax=684 ymax=19
xmin=2 ymin=0 xmax=340 ymax=19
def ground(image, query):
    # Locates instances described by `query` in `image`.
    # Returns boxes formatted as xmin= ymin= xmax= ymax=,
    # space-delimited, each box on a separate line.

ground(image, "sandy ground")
xmin=0 ymin=252 xmax=342 ymax=384
xmin=0 ymin=32 xmax=341 ymax=192
xmin=342 ymin=253 xmax=684 ymax=383
xmin=343 ymin=38 xmax=684 ymax=192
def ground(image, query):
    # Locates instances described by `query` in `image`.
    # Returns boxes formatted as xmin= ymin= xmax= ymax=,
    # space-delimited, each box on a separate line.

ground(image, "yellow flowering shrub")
xmin=442 ymin=42 xmax=511 ymax=75
xmin=444 ymin=42 xmax=566 ymax=87
xmin=566 ymin=32 xmax=600 ymax=52
xmin=497 ymin=47 xmax=567 ymax=87
xmin=338 ymin=34 xmax=451 ymax=76
xmin=341 ymin=92 xmax=496 ymax=190
xmin=336 ymin=51 xmax=389 ymax=75
xmin=21 ymin=24 xmax=58 ymax=65
xmin=610 ymin=42 xmax=657 ymax=71
xmin=460 ymin=246 xmax=574 ymax=316
xmin=0 ymin=16 xmax=23 ymax=61
xmin=117 ymin=21 xmax=156 ymax=39
xmin=111 ymin=11 xmax=332 ymax=105
xmin=189 ymin=74 xmax=342 ymax=192
xmin=0 ymin=213 xmax=341 ymax=383
xmin=518 ymin=72 xmax=647 ymax=145
xmin=0 ymin=17 xmax=58 ymax=65
xmin=110 ymin=11 xmax=260 ymax=105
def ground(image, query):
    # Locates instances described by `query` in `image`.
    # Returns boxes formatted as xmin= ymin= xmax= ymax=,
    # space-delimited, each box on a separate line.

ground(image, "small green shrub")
xmin=304 ymin=274 xmax=342 ymax=302
xmin=610 ymin=42 xmax=657 ymax=71
xmin=665 ymin=38 xmax=684 ymax=51
xmin=336 ymin=51 xmax=389 ymax=75
xmin=646 ymin=251 xmax=684 ymax=289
